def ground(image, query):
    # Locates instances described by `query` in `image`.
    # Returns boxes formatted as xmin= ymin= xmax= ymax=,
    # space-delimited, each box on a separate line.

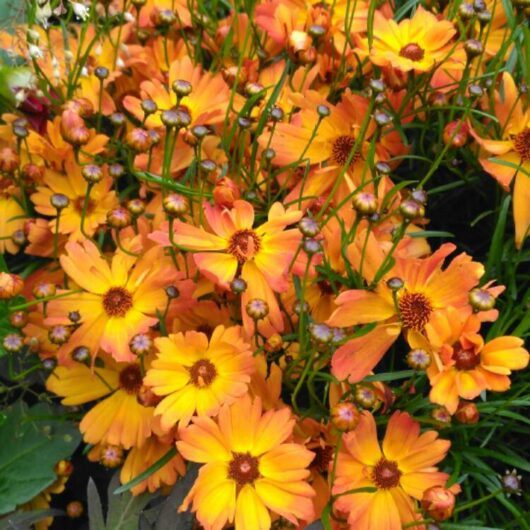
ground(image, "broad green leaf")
xmin=0 ymin=402 xmax=81 ymax=515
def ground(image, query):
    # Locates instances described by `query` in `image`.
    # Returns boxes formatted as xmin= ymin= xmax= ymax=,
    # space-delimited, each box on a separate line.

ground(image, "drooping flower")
xmin=357 ymin=7 xmax=457 ymax=73
xmin=144 ymin=325 xmax=255 ymax=429
xmin=177 ymin=394 xmax=315 ymax=530
xmin=327 ymin=243 xmax=484 ymax=383
xmin=470 ymin=72 xmax=530 ymax=248
xmin=46 ymin=357 xmax=154 ymax=448
xmin=333 ymin=410 xmax=451 ymax=530
xmin=46 ymin=240 xmax=178 ymax=363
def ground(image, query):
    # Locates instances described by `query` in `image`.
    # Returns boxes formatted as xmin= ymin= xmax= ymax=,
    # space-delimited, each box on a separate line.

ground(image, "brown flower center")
xmin=102 ymin=287 xmax=133 ymax=317
xmin=399 ymin=43 xmax=425 ymax=62
xmin=453 ymin=344 xmax=480 ymax=370
xmin=312 ymin=445 xmax=333 ymax=472
xmin=373 ymin=458 xmax=401 ymax=489
xmin=189 ymin=359 xmax=217 ymax=387
xmin=331 ymin=135 xmax=360 ymax=167
xmin=513 ymin=128 xmax=530 ymax=161
xmin=228 ymin=229 xmax=261 ymax=263
xmin=119 ymin=365 xmax=143 ymax=394
xmin=318 ymin=280 xmax=334 ymax=296
xmin=228 ymin=453 xmax=260 ymax=485
xmin=73 ymin=196 xmax=95 ymax=215
xmin=398 ymin=291 xmax=433 ymax=331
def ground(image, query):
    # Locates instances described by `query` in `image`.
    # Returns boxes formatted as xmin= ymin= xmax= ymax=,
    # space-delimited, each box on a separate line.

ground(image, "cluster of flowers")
xmin=0 ymin=0 xmax=529 ymax=528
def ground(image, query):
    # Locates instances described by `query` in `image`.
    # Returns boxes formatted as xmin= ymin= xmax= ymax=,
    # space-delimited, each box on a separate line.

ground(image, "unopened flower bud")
xmin=352 ymin=192 xmax=378 ymax=215
xmin=303 ymin=238 xmax=322 ymax=255
xmin=355 ymin=384 xmax=377 ymax=408
xmin=458 ymin=2 xmax=475 ymax=20
xmin=309 ymin=322 xmax=333 ymax=343
xmin=10 ymin=311 xmax=28 ymax=328
xmin=421 ymin=486 xmax=456 ymax=522
xmin=163 ymin=193 xmax=187 ymax=216
xmin=443 ymin=121 xmax=469 ymax=148
xmin=199 ymin=159 xmax=217 ymax=173
xmin=317 ymin=104 xmax=330 ymax=118
xmin=245 ymin=82 xmax=265 ymax=98
xmin=331 ymin=402 xmax=360 ymax=431
xmin=99 ymin=444 xmax=123 ymax=468
xmin=94 ymin=66 xmax=109 ymax=80
xmin=110 ymin=112 xmax=126 ymax=126
xmin=464 ymin=39 xmax=483 ymax=58
xmin=0 ymin=272 xmax=24 ymax=299
xmin=42 ymin=357 xmax=57 ymax=370
xmin=264 ymin=333 xmax=283 ymax=353
xmin=477 ymin=9 xmax=491 ymax=25
xmin=0 ymin=147 xmax=19 ymax=173
xmin=127 ymin=198 xmax=145 ymax=216
xmin=298 ymin=217 xmax=320 ymax=237
xmin=33 ymin=282 xmax=56 ymax=299
xmin=109 ymin=163 xmax=125 ymax=179
xmin=246 ymin=298 xmax=269 ymax=320
xmin=263 ymin=148 xmax=276 ymax=162
xmin=455 ymin=401 xmax=479 ymax=424
xmin=48 ymin=325 xmax=72 ymax=345
xmin=374 ymin=110 xmax=392 ymax=126
xmin=410 ymin=188 xmax=428 ymax=204
xmin=270 ymin=106 xmax=284 ymax=121
xmin=66 ymin=501 xmax=84 ymax=519
xmin=399 ymin=199 xmax=425 ymax=220
xmin=72 ymin=345 xmax=91 ymax=363
xmin=431 ymin=406 xmax=451 ymax=427
xmin=469 ymin=288 xmax=495 ymax=311
xmin=11 ymin=229 xmax=27 ymax=247
xmin=130 ymin=333 xmax=153 ymax=355
xmin=3 ymin=333 xmax=23 ymax=352
xmin=375 ymin=161 xmax=392 ymax=175
xmin=140 ymin=98 xmax=157 ymax=115
xmin=407 ymin=348 xmax=431 ymax=370
xmin=230 ymin=277 xmax=247 ymax=294
xmin=172 ymin=79 xmax=192 ymax=97
xmin=69 ymin=310 xmax=81 ymax=323
xmin=82 ymin=164 xmax=103 ymax=184
xmin=501 ymin=469 xmax=523 ymax=496
xmin=107 ymin=207 xmax=131 ymax=229
xmin=293 ymin=299 xmax=309 ymax=315
xmin=126 ymin=128 xmax=152 ymax=153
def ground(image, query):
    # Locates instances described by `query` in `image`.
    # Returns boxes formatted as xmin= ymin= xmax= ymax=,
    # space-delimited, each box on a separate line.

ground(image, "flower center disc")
xmin=73 ymin=196 xmax=95 ymax=215
xmin=312 ymin=445 xmax=334 ymax=472
xmin=228 ymin=453 xmax=260 ymax=485
xmin=228 ymin=229 xmax=261 ymax=263
xmin=189 ymin=359 xmax=217 ymax=387
xmin=332 ymin=135 xmax=359 ymax=167
xmin=373 ymin=458 xmax=401 ymax=489
xmin=399 ymin=43 xmax=425 ymax=61
xmin=119 ymin=365 xmax=143 ymax=394
xmin=453 ymin=344 xmax=480 ymax=370
xmin=103 ymin=287 xmax=133 ymax=317
xmin=513 ymin=128 xmax=530 ymax=161
xmin=398 ymin=291 xmax=433 ymax=331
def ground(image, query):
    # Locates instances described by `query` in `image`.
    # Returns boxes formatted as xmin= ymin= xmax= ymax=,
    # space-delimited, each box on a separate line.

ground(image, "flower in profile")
xmin=410 ymin=309 xmax=530 ymax=413
xmin=46 ymin=240 xmax=178 ymax=363
xmin=356 ymin=7 xmax=456 ymax=73
xmin=333 ymin=410 xmax=451 ymax=530
xmin=177 ymin=395 xmax=315 ymax=530
xmin=327 ymin=243 xmax=484 ymax=382
xmin=46 ymin=357 xmax=154 ymax=448
xmin=144 ymin=326 xmax=255 ymax=429
xmin=470 ymin=72 xmax=530 ymax=248
xmin=0 ymin=272 xmax=24 ymax=299
xmin=151 ymin=200 xmax=302 ymax=335
xmin=0 ymin=194 xmax=26 ymax=254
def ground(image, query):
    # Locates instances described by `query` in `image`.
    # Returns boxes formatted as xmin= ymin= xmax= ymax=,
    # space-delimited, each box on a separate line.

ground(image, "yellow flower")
xmin=177 ymin=395 xmax=315 ymax=530
xmin=144 ymin=326 xmax=255 ymax=429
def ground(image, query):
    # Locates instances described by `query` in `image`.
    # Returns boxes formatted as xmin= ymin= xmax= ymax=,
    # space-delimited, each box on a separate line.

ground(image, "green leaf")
xmin=0 ymin=509 xmax=63 ymax=530
xmin=0 ymin=402 xmax=81 ymax=515
xmin=87 ymin=478 xmax=106 ymax=530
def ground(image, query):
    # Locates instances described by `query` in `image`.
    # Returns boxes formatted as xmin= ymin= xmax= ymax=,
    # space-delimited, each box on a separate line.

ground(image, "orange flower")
xmin=333 ymin=410 xmax=451 ymax=530
xmin=327 ymin=243 xmax=484 ymax=382
xmin=46 ymin=357 xmax=154 ymax=448
xmin=357 ymin=7 xmax=457 ymax=73
xmin=150 ymin=200 xmax=302 ymax=335
xmin=46 ymin=241 xmax=178 ymax=363
xmin=177 ymin=394 xmax=315 ymax=530
xmin=0 ymin=194 xmax=26 ymax=254
xmin=470 ymin=72 xmax=530 ymax=248
xmin=31 ymin=163 xmax=118 ymax=241
xmin=410 ymin=309 xmax=530 ymax=413
xmin=123 ymin=55 xmax=231 ymax=129
xmin=144 ymin=326 xmax=255 ymax=429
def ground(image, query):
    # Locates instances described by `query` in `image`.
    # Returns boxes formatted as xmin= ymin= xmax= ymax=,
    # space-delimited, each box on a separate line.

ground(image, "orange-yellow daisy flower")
xmin=46 ymin=241 xmax=178 ymax=363
xmin=333 ymin=410 xmax=451 ymax=530
xmin=357 ymin=7 xmax=456 ymax=73
xmin=30 ymin=163 xmax=118 ymax=241
xmin=410 ymin=309 xmax=530 ymax=413
xmin=177 ymin=394 xmax=315 ymax=530
xmin=327 ymin=243 xmax=484 ymax=383
xmin=150 ymin=200 xmax=302 ymax=335
xmin=470 ymin=72 xmax=530 ymax=248
xmin=0 ymin=193 xmax=26 ymax=254
xmin=46 ymin=358 xmax=153 ymax=449
xmin=144 ymin=326 xmax=255 ymax=430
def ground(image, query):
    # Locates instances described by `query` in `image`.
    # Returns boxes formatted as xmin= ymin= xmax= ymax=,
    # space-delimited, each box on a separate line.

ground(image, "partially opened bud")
xmin=455 ymin=401 xmax=479 ymax=424
xmin=421 ymin=486 xmax=456 ymax=522
xmin=0 ymin=272 xmax=24 ymax=299
xmin=246 ymin=298 xmax=269 ymax=320
xmin=213 ymin=177 xmax=240 ymax=208
xmin=0 ymin=147 xmax=19 ymax=173
xmin=443 ymin=121 xmax=469 ymax=148
xmin=469 ymin=288 xmax=495 ymax=311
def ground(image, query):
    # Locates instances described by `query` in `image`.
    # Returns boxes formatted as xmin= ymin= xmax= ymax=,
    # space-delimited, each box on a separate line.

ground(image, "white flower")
xmin=70 ymin=1 xmax=90 ymax=21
